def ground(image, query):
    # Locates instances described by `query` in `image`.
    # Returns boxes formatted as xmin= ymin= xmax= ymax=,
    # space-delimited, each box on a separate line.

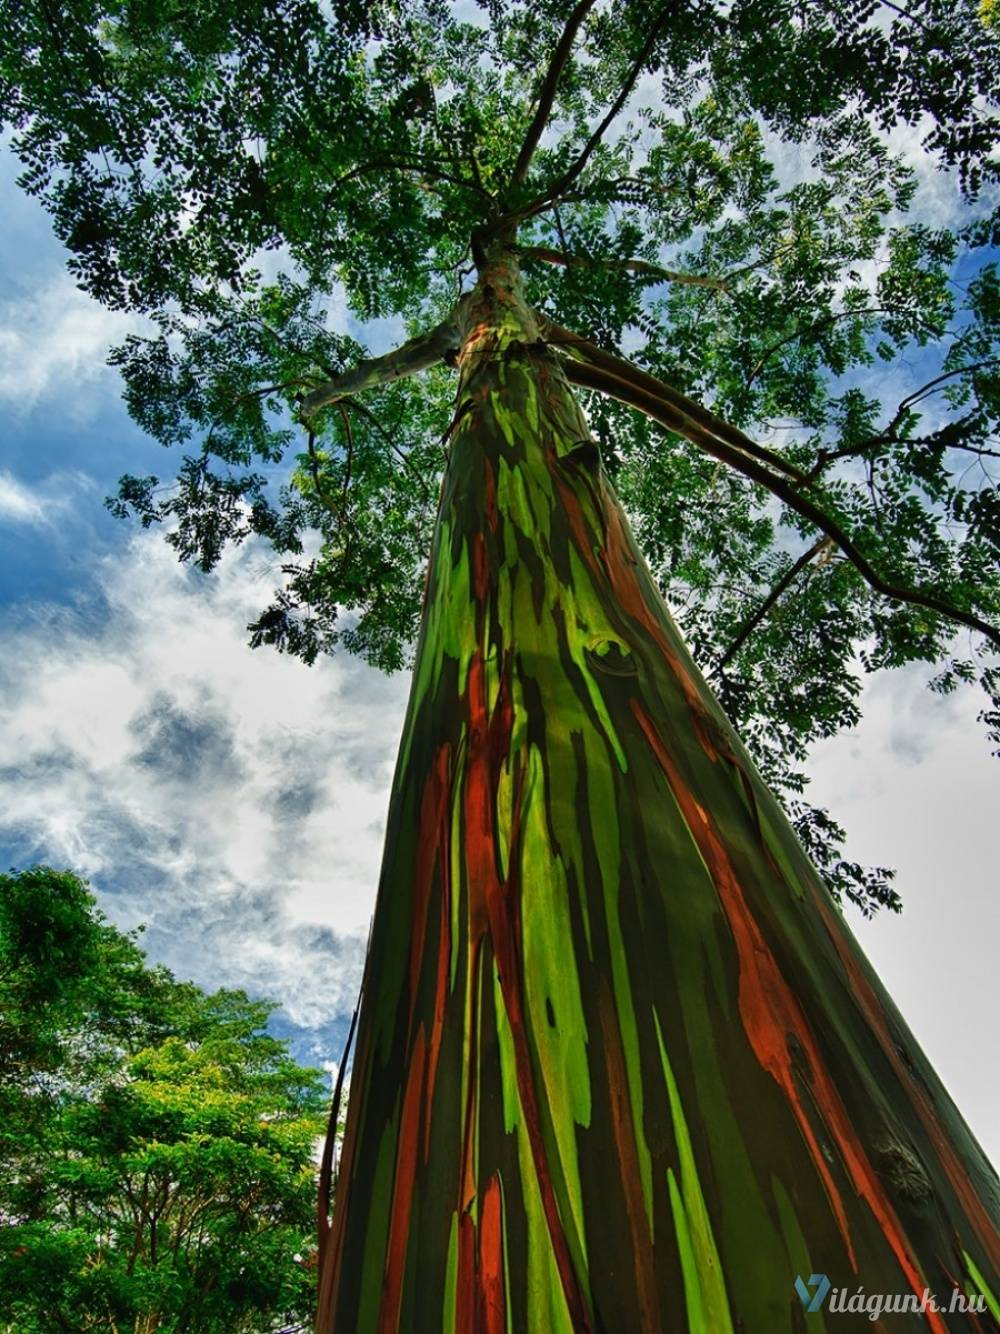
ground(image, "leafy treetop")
xmin=0 ymin=866 xmax=327 ymax=1334
xmin=2 ymin=0 xmax=999 ymax=914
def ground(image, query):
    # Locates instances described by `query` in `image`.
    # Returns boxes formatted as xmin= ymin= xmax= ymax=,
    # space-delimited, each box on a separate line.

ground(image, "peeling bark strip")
xmin=316 ymin=249 xmax=1000 ymax=1332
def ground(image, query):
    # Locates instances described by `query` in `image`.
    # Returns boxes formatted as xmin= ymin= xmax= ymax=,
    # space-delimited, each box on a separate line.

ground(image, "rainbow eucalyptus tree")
xmin=4 ymin=1 xmax=1000 ymax=1328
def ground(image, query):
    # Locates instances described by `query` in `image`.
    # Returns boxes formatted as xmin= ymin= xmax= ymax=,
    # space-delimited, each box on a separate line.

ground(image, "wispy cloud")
xmin=0 ymin=471 xmax=49 ymax=524
xmin=0 ymin=530 xmax=410 ymax=1031
xmin=0 ymin=274 xmax=145 ymax=416
xmin=0 ymin=467 xmax=97 ymax=529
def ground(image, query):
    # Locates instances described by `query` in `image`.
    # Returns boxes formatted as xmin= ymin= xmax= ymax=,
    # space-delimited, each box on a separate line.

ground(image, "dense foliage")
xmin=2 ymin=0 xmax=999 ymax=916
xmin=0 ymin=867 xmax=326 ymax=1334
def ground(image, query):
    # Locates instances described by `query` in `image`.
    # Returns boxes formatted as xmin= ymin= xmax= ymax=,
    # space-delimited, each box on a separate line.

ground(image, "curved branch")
xmin=343 ymin=398 xmax=435 ymax=501
xmin=300 ymin=317 xmax=461 ymax=419
xmin=317 ymin=988 xmax=361 ymax=1261
xmin=555 ymin=351 xmax=1000 ymax=652
xmin=716 ymin=537 xmax=832 ymax=670
xmin=537 ymin=314 xmax=811 ymax=484
xmin=509 ymin=0 xmax=599 ymax=189
xmin=517 ymin=244 xmax=728 ymax=291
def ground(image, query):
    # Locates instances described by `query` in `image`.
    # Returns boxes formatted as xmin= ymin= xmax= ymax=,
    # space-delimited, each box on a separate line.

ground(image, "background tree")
xmin=2 ymin=2 xmax=1000 ymax=1330
xmin=0 ymin=867 xmax=326 ymax=1334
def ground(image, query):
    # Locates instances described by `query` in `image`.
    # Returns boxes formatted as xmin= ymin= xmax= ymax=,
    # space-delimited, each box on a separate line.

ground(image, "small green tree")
xmin=0 ymin=867 xmax=326 ymax=1334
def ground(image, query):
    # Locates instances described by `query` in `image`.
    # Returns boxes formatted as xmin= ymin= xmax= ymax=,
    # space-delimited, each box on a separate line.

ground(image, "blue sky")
xmin=0 ymin=133 xmax=998 ymax=1160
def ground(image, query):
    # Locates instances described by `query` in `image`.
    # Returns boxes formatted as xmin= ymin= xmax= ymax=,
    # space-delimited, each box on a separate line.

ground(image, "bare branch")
xmin=549 ymin=337 xmax=1000 ymax=651
xmin=537 ymin=314 xmax=811 ymax=483
xmin=716 ymin=537 xmax=832 ymax=670
xmin=509 ymin=0 xmax=599 ymax=189
xmin=300 ymin=318 xmax=461 ymax=419
xmin=317 ymin=990 xmax=361 ymax=1261
xmin=517 ymin=244 xmax=728 ymax=291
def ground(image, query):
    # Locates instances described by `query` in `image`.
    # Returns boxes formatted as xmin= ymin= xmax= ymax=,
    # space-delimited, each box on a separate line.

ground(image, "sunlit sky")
xmin=0 ymin=115 xmax=996 ymax=1167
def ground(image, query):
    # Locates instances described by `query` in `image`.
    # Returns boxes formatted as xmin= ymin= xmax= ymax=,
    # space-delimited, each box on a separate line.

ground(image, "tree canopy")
xmin=0 ymin=867 xmax=326 ymax=1334
xmin=2 ymin=0 xmax=999 ymax=914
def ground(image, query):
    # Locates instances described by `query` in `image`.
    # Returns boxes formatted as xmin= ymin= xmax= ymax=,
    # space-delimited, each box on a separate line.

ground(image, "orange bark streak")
xmin=461 ymin=647 xmax=593 ymax=1332
xmin=479 ymin=1173 xmax=507 ymax=1334
xmin=456 ymin=1209 xmax=477 ymax=1333
xmin=632 ymin=700 xmax=947 ymax=1331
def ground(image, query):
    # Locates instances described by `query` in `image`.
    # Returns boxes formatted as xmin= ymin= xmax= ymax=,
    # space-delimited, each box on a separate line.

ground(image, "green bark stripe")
xmin=964 ymin=1249 xmax=1000 ymax=1321
xmin=655 ymin=1010 xmax=734 ymax=1333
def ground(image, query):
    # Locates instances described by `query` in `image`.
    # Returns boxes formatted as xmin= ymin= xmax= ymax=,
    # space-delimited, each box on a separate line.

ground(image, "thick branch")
xmin=300 ymin=318 xmax=460 ymax=419
xmin=554 ymin=349 xmax=1000 ymax=652
xmin=517 ymin=244 xmax=728 ymax=291
xmin=716 ymin=537 xmax=832 ymax=670
xmin=509 ymin=0 xmax=599 ymax=189
xmin=537 ymin=315 xmax=811 ymax=484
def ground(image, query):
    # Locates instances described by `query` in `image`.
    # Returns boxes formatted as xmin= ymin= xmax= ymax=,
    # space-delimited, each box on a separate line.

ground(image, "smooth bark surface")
xmin=317 ymin=251 xmax=1000 ymax=1332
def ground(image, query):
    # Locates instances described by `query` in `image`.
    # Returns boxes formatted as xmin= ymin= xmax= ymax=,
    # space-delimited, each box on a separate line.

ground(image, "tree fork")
xmin=316 ymin=248 xmax=1000 ymax=1332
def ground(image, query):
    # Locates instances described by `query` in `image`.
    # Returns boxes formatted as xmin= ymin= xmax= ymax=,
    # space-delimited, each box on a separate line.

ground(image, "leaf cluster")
xmin=3 ymin=0 xmax=1000 ymax=912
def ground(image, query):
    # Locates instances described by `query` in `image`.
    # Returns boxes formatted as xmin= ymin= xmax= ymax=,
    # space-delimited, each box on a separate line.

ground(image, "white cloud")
xmin=809 ymin=666 xmax=1000 ymax=1170
xmin=0 ymin=275 xmax=145 ymax=416
xmin=0 ymin=530 xmax=410 ymax=1028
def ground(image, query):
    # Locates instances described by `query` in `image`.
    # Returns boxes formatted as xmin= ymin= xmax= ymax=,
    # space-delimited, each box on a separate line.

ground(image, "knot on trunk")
xmin=875 ymin=1139 xmax=933 ymax=1203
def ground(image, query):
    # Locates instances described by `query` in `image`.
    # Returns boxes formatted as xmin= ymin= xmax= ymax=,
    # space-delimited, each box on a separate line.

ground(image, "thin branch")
xmin=342 ymin=398 xmax=434 ymax=501
xmin=517 ymin=244 xmax=728 ymax=291
xmin=299 ymin=317 xmax=461 ymax=419
xmin=543 ymin=1 xmax=681 ymax=202
xmin=747 ymin=307 xmax=946 ymax=385
xmin=317 ymin=988 xmax=361 ymax=1262
xmin=537 ymin=314 xmax=812 ymax=483
xmin=717 ymin=537 xmax=832 ymax=670
xmin=327 ymin=157 xmax=489 ymax=200
xmin=306 ymin=432 xmax=344 ymax=524
xmin=552 ymin=346 xmax=1000 ymax=651
xmin=894 ymin=357 xmax=999 ymax=417
xmin=879 ymin=0 xmax=933 ymax=30
xmin=801 ymin=360 xmax=1000 ymax=480
xmin=803 ymin=416 xmax=999 ymax=480
xmin=509 ymin=0 xmax=599 ymax=189
xmin=336 ymin=404 xmax=354 ymax=501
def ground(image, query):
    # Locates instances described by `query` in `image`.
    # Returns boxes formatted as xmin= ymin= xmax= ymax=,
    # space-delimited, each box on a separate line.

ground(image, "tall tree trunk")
xmin=316 ymin=249 xmax=1000 ymax=1333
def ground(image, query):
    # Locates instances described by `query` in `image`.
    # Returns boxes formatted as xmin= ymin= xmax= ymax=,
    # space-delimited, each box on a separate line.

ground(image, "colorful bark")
xmin=316 ymin=249 xmax=1000 ymax=1332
